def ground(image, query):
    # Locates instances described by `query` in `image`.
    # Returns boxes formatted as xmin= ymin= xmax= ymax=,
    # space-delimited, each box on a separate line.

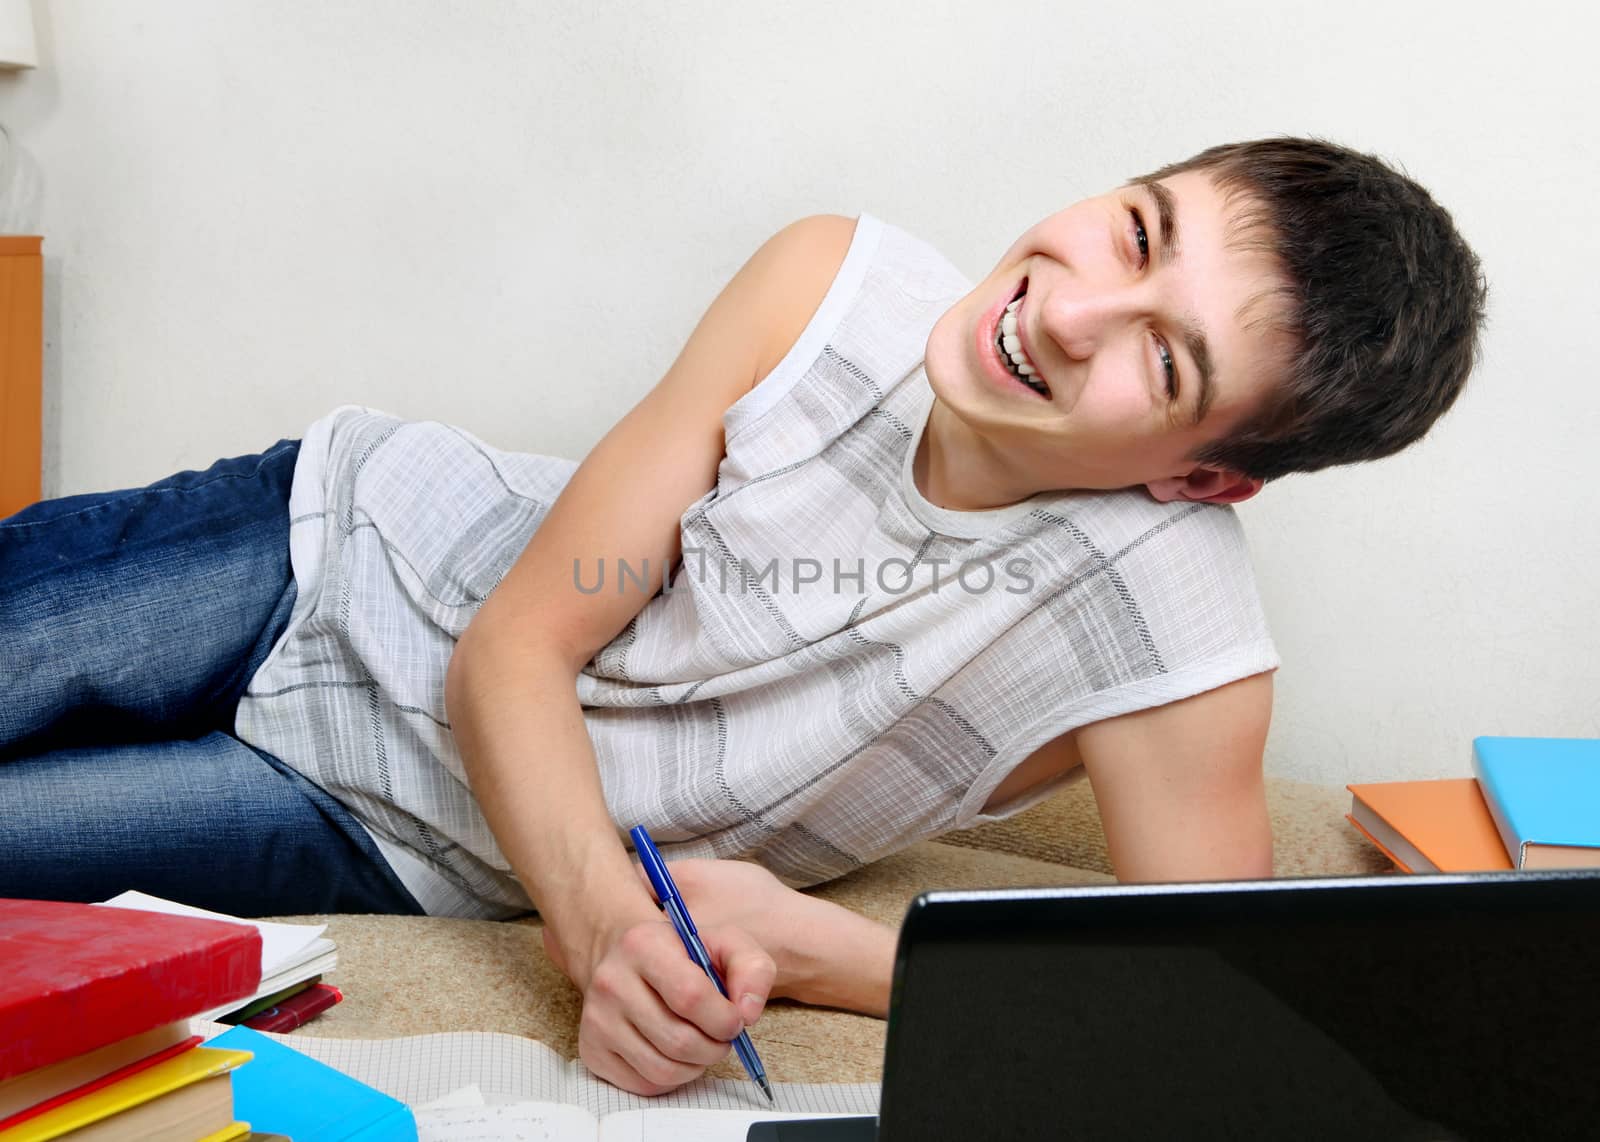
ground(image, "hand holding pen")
xmin=630 ymin=825 xmax=776 ymax=1103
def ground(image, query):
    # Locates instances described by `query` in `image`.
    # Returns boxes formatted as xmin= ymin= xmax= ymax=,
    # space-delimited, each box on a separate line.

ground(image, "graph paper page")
xmin=598 ymin=1109 xmax=873 ymax=1142
xmin=414 ymin=1104 xmax=867 ymax=1142
xmin=262 ymin=1030 xmax=878 ymax=1118
xmin=417 ymin=1102 xmax=599 ymax=1142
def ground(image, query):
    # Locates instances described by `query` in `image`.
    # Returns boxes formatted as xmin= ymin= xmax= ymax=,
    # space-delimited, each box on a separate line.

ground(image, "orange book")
xmin=1346 ymin=778 xmax=1513 ymax=873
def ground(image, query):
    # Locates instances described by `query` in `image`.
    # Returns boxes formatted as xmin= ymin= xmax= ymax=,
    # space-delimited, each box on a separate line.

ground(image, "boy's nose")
xmin=1036 ymin=287 xmax=1142 ymax=362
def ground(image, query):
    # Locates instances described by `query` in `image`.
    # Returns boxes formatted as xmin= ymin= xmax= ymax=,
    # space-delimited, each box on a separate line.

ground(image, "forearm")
xmin=445 ymin=633 xmax=658 ymax=981
xmin=777 ymin=895 xmax=898 ymax=1018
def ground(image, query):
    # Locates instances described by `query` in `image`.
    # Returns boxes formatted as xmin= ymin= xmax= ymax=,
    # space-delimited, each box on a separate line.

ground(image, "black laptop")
xmin=750 ymin=870 xmax=1600 ymax=1142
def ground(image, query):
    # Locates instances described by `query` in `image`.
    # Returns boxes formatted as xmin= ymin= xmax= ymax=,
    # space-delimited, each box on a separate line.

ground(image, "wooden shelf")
xmin=1 ymin=234 xmax=42 ymax=519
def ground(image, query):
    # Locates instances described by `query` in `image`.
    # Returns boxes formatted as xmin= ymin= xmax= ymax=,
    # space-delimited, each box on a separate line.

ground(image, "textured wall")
xmin=1 ymin=0 xmax=1595 ymax=784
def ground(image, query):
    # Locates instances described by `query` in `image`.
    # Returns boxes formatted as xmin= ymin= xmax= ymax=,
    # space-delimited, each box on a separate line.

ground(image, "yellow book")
xmin=0 ymin=1046 xmax=251 ymax=1142
xmin=196 ymin=1124 xmax=251 ymax=1142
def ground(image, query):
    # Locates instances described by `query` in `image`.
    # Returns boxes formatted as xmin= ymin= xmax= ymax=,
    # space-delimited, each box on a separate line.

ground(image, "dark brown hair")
xmin=1141 ymin=138 xmax=1487 ymax=482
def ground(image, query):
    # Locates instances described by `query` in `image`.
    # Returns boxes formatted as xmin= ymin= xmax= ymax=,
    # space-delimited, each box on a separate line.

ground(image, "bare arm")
xmin=444 ymin=214 xmax=858 ymax=1096
xmin=1073 ymin=671 xmax=1276 ymax=881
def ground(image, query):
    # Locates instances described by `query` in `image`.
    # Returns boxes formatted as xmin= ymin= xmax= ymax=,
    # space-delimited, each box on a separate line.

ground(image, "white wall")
xmin=2 ymin=0 xmax=1596 ymax=786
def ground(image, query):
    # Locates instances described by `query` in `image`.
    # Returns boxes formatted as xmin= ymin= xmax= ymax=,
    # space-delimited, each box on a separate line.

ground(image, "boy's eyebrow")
xmin=1140 ymin=177 xmax=1182 ymax=265
xmin=1137 ymin=178 xmax=1216 ymax=425
xmin=1183 ymin=322 xmax=1216 ymax=426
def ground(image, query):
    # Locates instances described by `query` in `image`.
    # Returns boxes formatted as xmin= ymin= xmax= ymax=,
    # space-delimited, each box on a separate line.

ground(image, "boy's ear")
xmin=1144 ymin=466 xmax=1264 ymax=505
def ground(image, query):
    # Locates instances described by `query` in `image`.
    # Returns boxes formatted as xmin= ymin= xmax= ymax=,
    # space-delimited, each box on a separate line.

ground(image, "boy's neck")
xmin=914 ymin=399 xmax=1043 ymax=512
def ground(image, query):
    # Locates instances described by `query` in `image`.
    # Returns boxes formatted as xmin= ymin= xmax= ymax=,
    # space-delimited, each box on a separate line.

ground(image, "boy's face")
xmin=924 ymin=169 xmax=1293 ymax=502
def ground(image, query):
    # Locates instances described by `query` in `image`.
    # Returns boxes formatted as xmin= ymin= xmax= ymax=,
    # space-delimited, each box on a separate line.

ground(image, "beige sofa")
xmin=281 ymin=778 xmax=1386 ymax=1085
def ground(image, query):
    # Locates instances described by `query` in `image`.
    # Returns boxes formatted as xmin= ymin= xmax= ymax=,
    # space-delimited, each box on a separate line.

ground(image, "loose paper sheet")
xmin=99 ymin=890 xmax=326 ymax=972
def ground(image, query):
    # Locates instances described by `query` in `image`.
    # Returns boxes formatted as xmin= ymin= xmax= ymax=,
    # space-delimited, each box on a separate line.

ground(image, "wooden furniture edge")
xmin=1 ymin=234 xmax=44 ymax=517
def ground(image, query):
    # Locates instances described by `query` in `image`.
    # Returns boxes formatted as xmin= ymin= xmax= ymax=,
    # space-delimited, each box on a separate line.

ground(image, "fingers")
xmin=579 ymin=920 xmax=752 ymax=1096
xmin=580 ymin=987 xmax=721 ymax=1095
xmin=705 ymin=924 xmax=777 ymax=1026
xmin=627 ymin=923 xmax=746 ymax=1042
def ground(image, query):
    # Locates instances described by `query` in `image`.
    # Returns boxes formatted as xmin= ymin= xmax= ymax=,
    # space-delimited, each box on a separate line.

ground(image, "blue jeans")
xmin=0 ymin=440 xmax=423 ymax=917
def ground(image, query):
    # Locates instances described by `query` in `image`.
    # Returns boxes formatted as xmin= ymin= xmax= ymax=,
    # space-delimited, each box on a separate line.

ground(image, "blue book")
xmin=208 ymin=1025 xmax=417 ymax=1141
xmin=1471 ymin=736 xmax=1600 ymax=870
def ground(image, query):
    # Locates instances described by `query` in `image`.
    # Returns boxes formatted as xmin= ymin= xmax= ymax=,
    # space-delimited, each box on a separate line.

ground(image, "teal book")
xmin=208 ymin=1026 xmax=417 ymax=1141
xmin=1471 ymin=736 xmax=1600 ymax=870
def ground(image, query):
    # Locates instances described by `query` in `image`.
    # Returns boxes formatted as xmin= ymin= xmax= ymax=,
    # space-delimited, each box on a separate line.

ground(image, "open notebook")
xmin=198 ymin=1027 xmax=878 ymax=1141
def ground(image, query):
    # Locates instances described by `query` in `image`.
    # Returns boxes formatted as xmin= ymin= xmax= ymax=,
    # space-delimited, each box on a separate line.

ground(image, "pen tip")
xmin=760 ymin=1077 xmax=775 ymax=1103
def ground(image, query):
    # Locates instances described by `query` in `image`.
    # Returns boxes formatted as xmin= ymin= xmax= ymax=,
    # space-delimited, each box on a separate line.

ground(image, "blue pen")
xmin=629 ymin=825 xmax=775 ymax=1104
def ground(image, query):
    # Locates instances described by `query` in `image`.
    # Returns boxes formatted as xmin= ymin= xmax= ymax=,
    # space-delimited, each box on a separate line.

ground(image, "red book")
xmin=0 ymin=899 xmax=262 ymax=1081
xmin=243 ymin=983 xmax=344 ymax=1032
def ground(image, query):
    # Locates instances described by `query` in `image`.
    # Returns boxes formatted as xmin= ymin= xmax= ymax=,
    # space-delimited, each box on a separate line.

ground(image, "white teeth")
xmin=995 ymin=294 xmax=1048 ymax=397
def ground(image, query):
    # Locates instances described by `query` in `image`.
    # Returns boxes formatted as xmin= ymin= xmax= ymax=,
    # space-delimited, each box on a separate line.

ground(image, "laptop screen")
xmin=877 ymin=871 xmax=1600 ymax=1142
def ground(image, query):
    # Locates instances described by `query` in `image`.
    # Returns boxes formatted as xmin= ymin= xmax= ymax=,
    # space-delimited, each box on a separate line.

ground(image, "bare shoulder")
xmin=744 ymin=214 xmax=859 ymax=383
xmin=1077 ymin=672 xmax=1273 ymax=762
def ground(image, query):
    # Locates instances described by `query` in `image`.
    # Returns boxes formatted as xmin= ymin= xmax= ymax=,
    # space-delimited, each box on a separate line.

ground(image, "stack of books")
xmin=0 ymin=899 xmax=262 ymax=1141
xmin=1347 ymin=736 xmax=1600 ymax=873
xmin=2 ymin=896 xmax=418 ymax=1142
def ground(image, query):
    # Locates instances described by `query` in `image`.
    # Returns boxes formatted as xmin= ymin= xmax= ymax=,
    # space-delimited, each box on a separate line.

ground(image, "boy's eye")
xmin=1155 ymin=336 xmax=1178 ymax=401
xmin=1129 ymin=205 xmax=1176 ymax=401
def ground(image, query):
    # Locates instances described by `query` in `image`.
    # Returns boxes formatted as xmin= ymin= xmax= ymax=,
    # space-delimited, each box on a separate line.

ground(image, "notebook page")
xmin=418 ymin=1102 xmax=598 ymax=1142
xmin=268 ymin=1031 xmax=569 ymax=1105
xmin=567 ymin=1060 xmax=879 ymax=1118
xmin=598 ymin=1109 xmax=871 ymax=1142
xmin=252 ymin=1030 xmax=879 ymax=1117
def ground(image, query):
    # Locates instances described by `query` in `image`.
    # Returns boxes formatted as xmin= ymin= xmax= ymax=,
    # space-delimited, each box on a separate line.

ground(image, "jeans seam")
xmin=0 ymin=440 xmax=298 ymax=533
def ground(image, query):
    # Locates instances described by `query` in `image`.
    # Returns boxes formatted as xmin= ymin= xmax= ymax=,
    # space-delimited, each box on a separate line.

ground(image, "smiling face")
xmin=922 ymin=169 xmax=1295 ymax=504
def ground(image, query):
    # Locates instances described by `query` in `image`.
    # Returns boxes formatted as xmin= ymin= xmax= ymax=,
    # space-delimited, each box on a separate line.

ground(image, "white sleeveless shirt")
xmin=237 ymin=213 xmax=1279 ymax=918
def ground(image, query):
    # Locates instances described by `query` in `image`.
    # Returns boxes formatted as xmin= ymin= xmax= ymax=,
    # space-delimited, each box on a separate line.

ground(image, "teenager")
xmin=0 ymin=137 xmax=1485 ymax=1096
